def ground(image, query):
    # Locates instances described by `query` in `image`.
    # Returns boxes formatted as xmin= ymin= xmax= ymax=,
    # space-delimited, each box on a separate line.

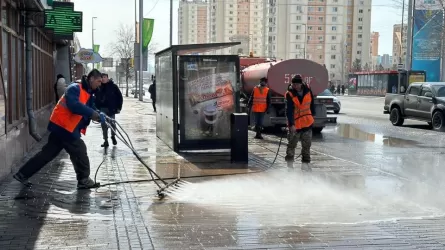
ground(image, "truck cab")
xmin=384 ymin=82 xmax=445 ymax=131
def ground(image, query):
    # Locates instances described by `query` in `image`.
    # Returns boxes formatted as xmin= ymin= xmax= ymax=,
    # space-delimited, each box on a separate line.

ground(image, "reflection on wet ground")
xmin=332 ymin=124 xmax=419 ymax=147
xmin=2 ymin=98 xmax=445 ymax=249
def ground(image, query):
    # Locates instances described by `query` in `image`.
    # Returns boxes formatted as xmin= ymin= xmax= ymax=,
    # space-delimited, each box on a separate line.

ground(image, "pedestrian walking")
xmin=54 ymin=74 xmax=67 ymax=102
xmin=284 ymin=74 xmax=315 ymax=171
xmin=248 ymin=77 xmax=271 ymax=139
xmin=148 ymin=78 xmax=156 ymax=112
xmin=95 ymin=73 xmax=123 ymax=147
xmin=13 ymin=69 xmax=105 ymax=189
xmin=341 ymin=84 xmax=345 ymax=95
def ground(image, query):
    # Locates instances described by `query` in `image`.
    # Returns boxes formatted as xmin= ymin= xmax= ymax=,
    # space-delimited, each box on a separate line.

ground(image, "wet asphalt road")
xmin=1 ymin=97 xmax=445 ymax=249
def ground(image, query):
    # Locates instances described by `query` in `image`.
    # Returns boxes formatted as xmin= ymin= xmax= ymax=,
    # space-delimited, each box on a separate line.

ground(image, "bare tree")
xmin=339 ymin=41 xmax=348 ymax=84
xmin=352 ymin=58 xmax=362 ymax=72
xmin=108 ymin=24 xmax=134 ymax=97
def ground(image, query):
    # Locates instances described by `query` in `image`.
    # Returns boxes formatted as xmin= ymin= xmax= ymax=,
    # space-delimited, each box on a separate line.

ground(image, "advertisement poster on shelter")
xmin=182 ymin=59 xmax=236 ymax=140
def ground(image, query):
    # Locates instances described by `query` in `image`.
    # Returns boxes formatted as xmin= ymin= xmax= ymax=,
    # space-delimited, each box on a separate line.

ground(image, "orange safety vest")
xmin=49 ymin=83 xmax=91 ymax=135
xmin=252 ymin=86 xmax=269 ymax=113
xmin=287 ymin=91 xmax=314 ymax=129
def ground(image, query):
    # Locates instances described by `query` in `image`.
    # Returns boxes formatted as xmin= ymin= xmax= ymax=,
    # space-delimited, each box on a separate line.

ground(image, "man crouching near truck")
xmin=285 ymin=74 xmax=316 ymax=171
xmin=248 ymin=77 xmax=271 ymax=139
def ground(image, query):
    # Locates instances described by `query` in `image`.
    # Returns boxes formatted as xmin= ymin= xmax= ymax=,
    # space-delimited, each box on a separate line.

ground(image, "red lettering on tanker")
xmin=284 ymin=73 xmax=316 ymax=87
xmin=186 ymin=72 xmax=235 ymax=108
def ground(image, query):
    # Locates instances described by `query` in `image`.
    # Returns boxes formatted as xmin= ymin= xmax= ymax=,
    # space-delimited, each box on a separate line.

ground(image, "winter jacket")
xmin=95 ymin=80 xmax=123 ymax=115
xmin=48 ymin=78 xmax=97 ymax=141
xmin=148 ymin=81 xmax=156 ymax=101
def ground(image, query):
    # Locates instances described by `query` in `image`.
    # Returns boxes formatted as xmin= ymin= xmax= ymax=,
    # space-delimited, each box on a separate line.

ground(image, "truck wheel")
xmin=390 ymin=107 xmax=404 ymax=126
xmin=312 ymin=127 xmax=324 ymax=134
xmin=334 ymin=110 xmax=340 ymax=114
xmin=432 ymin=111 xmax=445 ymax=132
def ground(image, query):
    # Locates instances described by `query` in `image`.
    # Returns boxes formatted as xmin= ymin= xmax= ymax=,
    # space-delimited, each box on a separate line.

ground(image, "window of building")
xmin=331 ymin=45 xmax=337 ymax=50
xmin=333 ymin=7 xmax=338 ymax=12
xmin=318 ymin=26 xmax=323 ymax=31
xmin=330 ymin=64 xmax=335 ymax=69
xmin=358 ymin=26 xmax=362 ymax=30
xmin=331 ymin=55 xmax=336 ymax=59
xmin=359 ymin=9 xmax=363 ymax=13
xmin=332 ymin=35 xmax=336 ymax=40
xmin=296 ymin=16 xmax=301 ymax=20
xmin=358 ymin=17 xmax=363 ymax=21
xmin=332 ymin=16 xmax=337 ymax=22
xmin=358 ymin=34 xmax=362 ymax=38
xmin=296 ymin=35 xmax=301 ymax=40
xmin=332 ymin=26 xmax=337 ymax=31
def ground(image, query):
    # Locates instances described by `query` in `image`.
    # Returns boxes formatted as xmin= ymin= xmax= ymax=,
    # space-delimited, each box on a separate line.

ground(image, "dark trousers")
xmin=100 ymin=108 xmax=116 ymax=140
xmin=253 ymin=112 xmax=265 ymax=128
xmin=152 ymin=99 xmax=156 ymax=111
xmin=17 ymin=133 xmax=91 ymax=182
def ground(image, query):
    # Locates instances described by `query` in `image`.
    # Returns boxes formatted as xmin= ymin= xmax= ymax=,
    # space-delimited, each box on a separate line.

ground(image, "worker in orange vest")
xmin=285 ymin=74 xmax=316 ymax=171
xmin=248 ymin=77 xmax=271 ymax=139
xmin=13 ymin=69 xmax=106 ymax=189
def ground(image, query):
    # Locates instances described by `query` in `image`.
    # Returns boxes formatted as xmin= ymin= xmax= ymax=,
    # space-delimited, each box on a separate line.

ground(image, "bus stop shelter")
xmin=155 ymin=42 xmax=241 ymax=152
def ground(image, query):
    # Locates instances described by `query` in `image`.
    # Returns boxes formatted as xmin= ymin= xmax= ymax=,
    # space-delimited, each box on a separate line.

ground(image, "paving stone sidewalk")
xmin=0 ymin=98 xmax=445 ymax=250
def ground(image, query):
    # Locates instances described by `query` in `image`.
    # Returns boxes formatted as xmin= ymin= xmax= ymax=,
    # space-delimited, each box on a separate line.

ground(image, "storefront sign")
xmin=44 ymin=2 xmax=82 ymax=40
xmin=73 ymin=48 xmax=103 ymax=64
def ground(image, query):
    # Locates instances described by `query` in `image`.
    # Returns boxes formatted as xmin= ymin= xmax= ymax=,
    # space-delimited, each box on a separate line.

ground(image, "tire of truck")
xmin=334 ymin=110 xmax=340 ymax=114
xmin=431 ymin=111 xmax=445 ymax=132
xmin=390 ymin=107 xmax=404 ymax=126
xmin=312 ymin=127 xmax=324 ymax=134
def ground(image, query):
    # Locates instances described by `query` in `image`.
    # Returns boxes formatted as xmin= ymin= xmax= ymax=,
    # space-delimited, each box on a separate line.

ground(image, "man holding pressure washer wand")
xmin=13 ymin=69 xmax=106 ymax=189
xmin=284 ymin=74 xmax=316 ymax=171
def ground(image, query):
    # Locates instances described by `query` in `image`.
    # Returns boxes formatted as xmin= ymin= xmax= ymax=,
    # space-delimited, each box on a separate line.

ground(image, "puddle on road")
xmin=333 ymin=124 xmax=419 ymax=147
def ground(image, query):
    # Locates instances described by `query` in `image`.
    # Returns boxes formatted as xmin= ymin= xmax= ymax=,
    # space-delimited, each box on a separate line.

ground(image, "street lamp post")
xmin=134 ymin=0 xmax=138 ymax=98
xmin=92 ymin=17 xmax=97 ymax=69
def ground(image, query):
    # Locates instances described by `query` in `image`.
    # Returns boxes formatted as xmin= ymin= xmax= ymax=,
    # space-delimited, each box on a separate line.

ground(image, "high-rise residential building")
xmin=392 ymin=24 xmax=407 ymax=68
xmin=370 ymin=31 xmax=379 ymax=57
xmin=266 ymin=0 xmax=372 ymax=83
xmin=207 ymin=0 xmax=267 ymax=55
xmin=178 ymin=0 xmax=208 ymax=45
xmin=381 ymin=53 xmax=392 ymax=69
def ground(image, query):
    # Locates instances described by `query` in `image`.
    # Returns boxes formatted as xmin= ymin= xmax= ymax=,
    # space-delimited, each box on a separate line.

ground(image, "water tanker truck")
xmin=240 ymin=59 xmax=337 ymax=133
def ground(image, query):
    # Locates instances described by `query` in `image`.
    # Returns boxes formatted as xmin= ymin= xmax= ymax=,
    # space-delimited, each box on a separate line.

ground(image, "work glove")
xmin=99 ymin=112 xmax=106 ymax=124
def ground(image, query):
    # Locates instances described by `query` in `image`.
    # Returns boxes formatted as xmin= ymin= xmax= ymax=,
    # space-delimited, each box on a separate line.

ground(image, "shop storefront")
xmin=0 ymin=0 xmax=75 ymax=180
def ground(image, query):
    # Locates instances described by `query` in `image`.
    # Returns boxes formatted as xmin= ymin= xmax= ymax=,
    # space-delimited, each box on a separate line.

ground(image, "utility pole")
xmin=405 ymin=0 xmax=414 ymax=70
xmin=170 ymin=0 xmax=173 ymax=46
xmin=92 ymin=17 xmax=97 ymax=69
xmin=400 ymin=0 xmax=405 ymax=66
xmin=139 ymin=0 xmax=144 ymax=101
xmin=134 ymin=0 xmax=138 ymax=98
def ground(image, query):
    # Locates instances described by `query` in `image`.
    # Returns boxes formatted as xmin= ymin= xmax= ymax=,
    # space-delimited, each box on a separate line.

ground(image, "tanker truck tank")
xmin=240 ymin=59 xmax=337 ymax=133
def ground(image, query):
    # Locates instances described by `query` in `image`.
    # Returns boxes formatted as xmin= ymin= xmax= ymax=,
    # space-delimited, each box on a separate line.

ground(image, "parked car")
xmin=384 ymin=82 xmax=445 ymax=131
xmin=317 ymin=88 xmax=341 ymax=114
xmin=131 ymin=89 xmax=145 ymax=96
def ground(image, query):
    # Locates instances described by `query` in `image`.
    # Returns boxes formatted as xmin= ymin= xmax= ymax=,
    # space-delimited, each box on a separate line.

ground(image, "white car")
xmin=316 ymin=89 xmax=341 ymax=114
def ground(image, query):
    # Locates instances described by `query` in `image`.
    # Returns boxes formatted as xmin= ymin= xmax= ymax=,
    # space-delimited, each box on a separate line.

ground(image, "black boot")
xmin=111 ymin=136 xmax=117 ymax=145
xmin=255 ymin=126 xmax=263 ymax=139
xmin=101 ymin=140 xmax=109 ymax=148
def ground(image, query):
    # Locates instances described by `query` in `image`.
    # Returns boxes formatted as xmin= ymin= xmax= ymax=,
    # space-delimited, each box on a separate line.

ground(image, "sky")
xmin=72 ymin=0 xmax=405 ymax=58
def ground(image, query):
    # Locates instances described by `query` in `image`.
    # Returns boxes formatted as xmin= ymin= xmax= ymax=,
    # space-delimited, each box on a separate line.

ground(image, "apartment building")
xmin=178 ymin=0 xmax=208 ymax=45
xmin=392 ymin=24 xmax=407 ymax=68
xmin=207 ymin=0 xmax=268 ymax=55
xmin=266 ymin=0 xmax=372 ymax=83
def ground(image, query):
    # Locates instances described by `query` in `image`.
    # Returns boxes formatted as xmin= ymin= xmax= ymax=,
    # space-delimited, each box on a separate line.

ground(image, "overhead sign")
xmin=73 ymin=48 xmax=103 ymax=64
xmin=44 ymin=2 xmax=82 ymax=40
xmin=102 ymin=58 xmax=114 ymax=67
